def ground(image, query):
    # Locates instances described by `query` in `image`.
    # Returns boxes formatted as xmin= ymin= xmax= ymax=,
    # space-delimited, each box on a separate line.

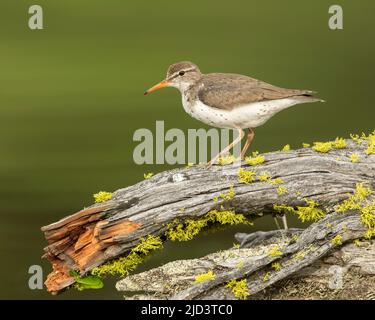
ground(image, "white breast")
xmin=182 ymin=95 xmax=302 ymax=129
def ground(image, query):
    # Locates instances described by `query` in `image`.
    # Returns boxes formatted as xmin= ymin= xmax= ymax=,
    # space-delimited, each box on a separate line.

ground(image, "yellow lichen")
xmin=312 ymin=142 xmax=332 ymax=153
xmin=335 ymin=183 xmax=375 ymax=239
xmin=302 ymin=143 xmax=311 ymax=148
xmin=331 ymin=234 xmax=343 ymax=246
xmin=353 ymin=239 xmax=363 ymax=247
xmin=233 ymin=243 xmax=241 ymax=249
xmin=293 ymin=250 xmax=306 ymax=261
xmin=350 ymin=153 xmax=360 ymax=163
xmin=332 ymin=137 xmax=347 ymax=149
xmin=165 ymin=218 xmax=208 ymax=241
xmin=364 ymin=130 xmax=375 ymax=155
xmin=292 ymin=234 xmax=300 ymax=242
xmin=258 ymin=171 xmax=272 ymax=182
xmin=237 ymin=168 xmax=256 ymax=184
xmin=313 ymin=137 xmax=347 ymax=153
xmin=236 ymin=261 xmax=245 ymax=269
xmin=218 ymin=154 xmax=236 ymax=166
xmin=350 ymin=133 xmax=363 ymax=144
xmin=214 ymin=185 xmax=236 ymax=202
xmin=267 ymin=245 xmax=283 ymax=257
xmin=271 ymin=262 xmax=281 ymax=271
xmin=294 ymin=199 xmax=326 ymax=222
xmin=263 ymin=272 xmax=270 ymax=282
xmin=185 ymin=162 xmax=194 ymax=169
xmin=245 ymin=151 xmax=265 ymax=166
xmin=143 ymin=172 xmax=154 ymax=179
xmin=274 ymin=199 xmax=326 ymax=223
xmin=195 ymin=271 xmax=215 ymax=283
xmin=326 ymin=222 xmax=333 ymax=229
xmin=270 ymin=178 xmax=284 ymax=185
xmin=93 ymin=191 xmax=112 ymax=203
xmin=225 ymin=279 xmax=250 ymax=300
xmin=165 ymin=209 xmax=252 ymax=242
xmin=91 ymin=235 xmax=162 ymax=277
xmin=282 ymin=144 xmax=291 ymax=151
xmin=277 ymin=186 xmax=288 ymax=195
xmin=206 ymin=209 xmax=252 ymax=226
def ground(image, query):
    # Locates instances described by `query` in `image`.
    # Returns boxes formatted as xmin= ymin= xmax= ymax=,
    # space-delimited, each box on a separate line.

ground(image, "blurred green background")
xmin=1 ymin=0 xmax=374 ymax=299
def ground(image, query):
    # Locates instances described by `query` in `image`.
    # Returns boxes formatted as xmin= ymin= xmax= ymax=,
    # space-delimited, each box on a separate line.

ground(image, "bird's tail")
xmin=296 ymin=94 xmax=325 ymax=103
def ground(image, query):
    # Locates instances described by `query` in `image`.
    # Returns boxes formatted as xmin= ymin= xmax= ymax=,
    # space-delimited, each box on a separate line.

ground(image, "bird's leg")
xmin=207 ymin=128 xmax=244 ymax=168
xmin=281 ymin=215 xmax=288 ymax=230
xmin=273 ymin=217 xmax=281 ymax=230
xmin=240 ymin=128 xmax=254 ymax=159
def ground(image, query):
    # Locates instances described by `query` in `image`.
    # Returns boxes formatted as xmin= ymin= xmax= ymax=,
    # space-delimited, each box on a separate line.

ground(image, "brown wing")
xmin=197 ymin=73 xmax=315 ymax=110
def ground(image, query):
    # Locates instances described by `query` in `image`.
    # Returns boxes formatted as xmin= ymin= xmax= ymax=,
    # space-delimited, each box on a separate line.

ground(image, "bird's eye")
xmin=179 ymin=71 xmax=185 ymax=76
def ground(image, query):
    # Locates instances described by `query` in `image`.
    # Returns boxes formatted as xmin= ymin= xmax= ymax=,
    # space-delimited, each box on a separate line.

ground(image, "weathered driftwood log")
xmin=41 ymin=139 xmax=375 ymax=293
xmin=116 ymin=212 xmax=375 ymax=299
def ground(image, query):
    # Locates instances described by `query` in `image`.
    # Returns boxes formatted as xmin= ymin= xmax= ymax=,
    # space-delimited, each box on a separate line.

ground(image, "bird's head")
xmin=144 ymin=61 xmax=201 ymax=95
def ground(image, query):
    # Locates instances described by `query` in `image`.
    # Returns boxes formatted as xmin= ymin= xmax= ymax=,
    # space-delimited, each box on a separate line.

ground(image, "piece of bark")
xmin=41 ymin=139 xmax=375 ymax=293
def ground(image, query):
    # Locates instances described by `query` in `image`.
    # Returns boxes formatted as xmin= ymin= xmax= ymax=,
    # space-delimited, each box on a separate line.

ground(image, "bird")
xmin=144 ymin=61 xmax=323 ymax=167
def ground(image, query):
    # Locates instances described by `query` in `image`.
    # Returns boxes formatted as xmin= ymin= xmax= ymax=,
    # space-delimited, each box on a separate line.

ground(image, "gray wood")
xmin=41 ymin=139 xmax=375 ymax=293
xmin=117 ymin=212 xmax=375 ymax=300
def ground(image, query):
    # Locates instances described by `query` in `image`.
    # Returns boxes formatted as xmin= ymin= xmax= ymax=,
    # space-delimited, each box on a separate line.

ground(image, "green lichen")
xmin=93 ymin=191 xmax=113 ymax=203
xmin=91 ymin=235 xmax=163 ymax=277
xmin=195 ymin=271 xmax=215 ymax=283
xmin=237 ymin=168 xmax=256 ymax=184
xmin=245 ymin=151 xmax=265 ymax=166
xmin=185 ymin=163 xmax=194 ymax=169
xmin=70 ymin=270 xmax=104 ymax=291
xmin=165 ymin=208 xmax=252 ymax=242
xmin=225 ymin=279 xmax=250 ymax=300
xmin=274 ymin=199 xmax=326 ymax=223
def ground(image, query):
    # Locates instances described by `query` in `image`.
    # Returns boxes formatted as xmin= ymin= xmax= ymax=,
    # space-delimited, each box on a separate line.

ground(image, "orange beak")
xmin=144 ymin=80 xmax=170 ymax=95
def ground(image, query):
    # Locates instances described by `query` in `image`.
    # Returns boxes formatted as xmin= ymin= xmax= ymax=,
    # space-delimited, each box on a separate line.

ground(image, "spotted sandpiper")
xmin=145 ymin=61 xmax=323 ymax=166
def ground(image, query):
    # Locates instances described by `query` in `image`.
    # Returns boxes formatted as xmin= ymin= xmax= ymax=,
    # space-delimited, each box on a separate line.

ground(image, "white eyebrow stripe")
xmin=169 ymin=67 xmax=197 ymax=79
